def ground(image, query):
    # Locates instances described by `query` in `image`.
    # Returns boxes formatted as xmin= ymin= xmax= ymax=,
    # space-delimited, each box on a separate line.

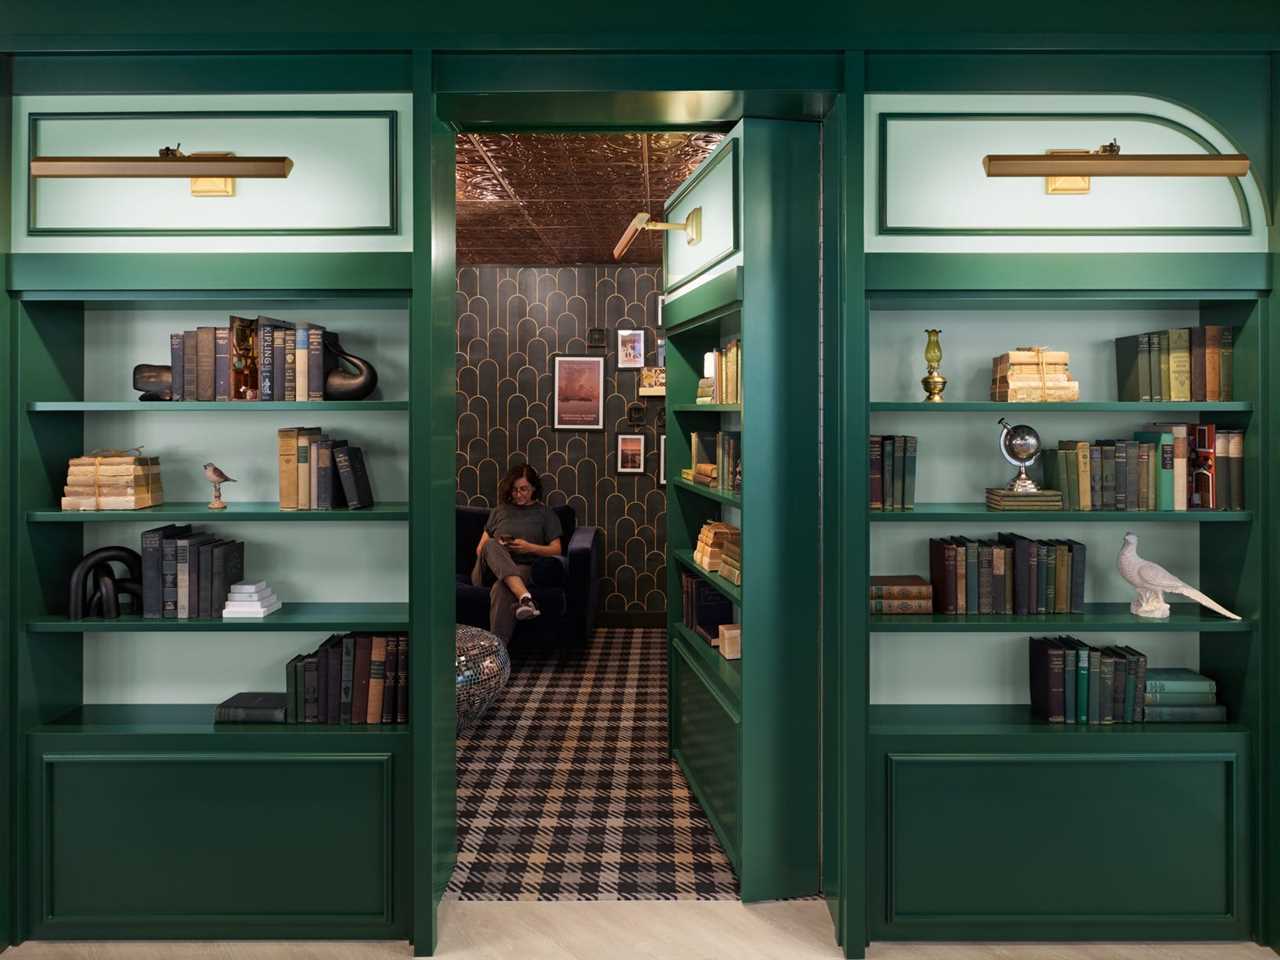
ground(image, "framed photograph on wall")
xmin=659 ymin=435 xmax=666 ymax=485
xmin=617 ymin=433 xmax=645 ymax=473
xmin=553 ymin=355 xmax=605 ymax=430
xmin=617 ymin=329 xmax=645 ymax=369
xmin=587 ymin=327 xmax=608 ymax=348
xmin=638 ymin=366 xmax=666 ymax=396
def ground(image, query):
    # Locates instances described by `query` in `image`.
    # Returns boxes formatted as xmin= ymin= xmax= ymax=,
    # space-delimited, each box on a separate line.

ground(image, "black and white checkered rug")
xmin=447 ymin=627 xmax=739 ymax=900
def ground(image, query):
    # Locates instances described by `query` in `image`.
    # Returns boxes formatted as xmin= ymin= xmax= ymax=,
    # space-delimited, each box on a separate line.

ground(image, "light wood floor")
xmin=4 ymin=901 xmax=1275 ymax=959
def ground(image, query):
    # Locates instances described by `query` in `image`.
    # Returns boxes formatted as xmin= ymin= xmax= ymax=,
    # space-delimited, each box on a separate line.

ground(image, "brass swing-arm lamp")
xmin=612 ymin=207 xmax=702 ymax=261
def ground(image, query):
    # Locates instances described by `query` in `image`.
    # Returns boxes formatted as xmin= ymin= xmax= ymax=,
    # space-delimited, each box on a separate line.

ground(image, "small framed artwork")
xmin=617 ymin=328 xmax=645 ymax=369
xmin=617 ymin=433 xmax=645 ymax=473
xmin=587 ymin=327 xmax=608 ymax=349
xmin=638 ymin=366 xmax=666 ymax=396
xmin=626 ymin=401 xmax=646 ymax=427
xmin=553 ymin=355 xmax=605 ymax=430
xmin=659 ymin=435 xmax=666 ymax=485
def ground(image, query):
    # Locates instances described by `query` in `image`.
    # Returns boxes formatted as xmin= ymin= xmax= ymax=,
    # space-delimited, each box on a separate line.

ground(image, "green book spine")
xmin=1148 ymin=330 xmax=1163 ymax=401
xmin=1134 ymin=431 xmax=1175 ymax=510
xmin=893 ymin=436 xmax=906 ymax=512
xmin=1087 ymin=647 xmax=1101 ymax=724
xmin=1220 ymin=326 xmax=1233 ymax=401
xmin=1115 ymin=335 xmax=1142 ymax=402
xmin=902 ymin=436 xmax=917 ymax=510
xmin=1123 ymin=655 xmax=1137 ymax=722
xmin=1142 ymin=705 xmax=1227 ymax=722
xmin=1062 ymin=446 xmax=1079 ymax=510
xmin=1145 ymin=691 xmax=1217 ymax=705
xmin=1114 ymin=441 xmax=1128 ymax=511
xmin=1099 ymin=651 xmax=1115 ymax=724
xmin=1110 ymin=650 xmax=1127 ymax=724
xmin=286 ymin=656 xmax=298 ymax=723
xmin=1146 ymin=679 xmax=1217 ymax=694
xmin=1158 ymin=330 xmax=1172 ymax=402
xmin=1077 ymin=643 xmax=1089 ymax=725
xmin=1125 ymin=441 xmax=1140 ymax=513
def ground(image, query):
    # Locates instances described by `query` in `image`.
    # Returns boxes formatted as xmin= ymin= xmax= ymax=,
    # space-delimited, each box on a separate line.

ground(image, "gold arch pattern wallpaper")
xmin=456 ymin=266 xmax=667 ymax=614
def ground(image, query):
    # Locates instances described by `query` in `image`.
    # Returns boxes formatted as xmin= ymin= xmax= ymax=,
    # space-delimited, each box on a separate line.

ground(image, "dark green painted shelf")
xmin=28 ymin=400 xmax=409 ymax=412
xmin=662 ymin=267 xmax=743 ymax=334
xmin=31 ymin=704 xmax=410 ymax=736
xmin=26 ymin=602 xmax=409 ymax=633
xmin=869 ymin=603 xmax=1251 ymax=633
xmin=29 ymin=501 xmax=409 ymax=522
xmin=869 ymin=704 xmax=1250 ymax=737
xmin=673 ymin=549 xmax=741 ymax=606
xmin=672 ymin=622 xmax=742 ymax=708
xmin=870 ymin=503 xmax=1251 ymax=522
xmin=870 ymin=401 xmax=1252 ymax=413
xmin=671 ymin=477 xmax=742 ymax=507
xmin=670 ymin=403 xmax=742 ymax=413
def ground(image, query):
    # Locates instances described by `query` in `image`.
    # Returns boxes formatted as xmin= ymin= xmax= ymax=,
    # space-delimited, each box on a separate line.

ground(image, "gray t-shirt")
xmin=485 ymin=502 xmax=563 ymax=558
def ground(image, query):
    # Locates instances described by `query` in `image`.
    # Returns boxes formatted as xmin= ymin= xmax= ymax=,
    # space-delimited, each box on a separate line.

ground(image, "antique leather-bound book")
xmin=1204 ymin=324 xmax=1222 ymax=402
xmin=215 ymin=692 xmax=287 ymax=724
xmin=196 ymin=326 xmax=216 ymax=401
xmin=308 ymin=324 xmax=327 ymax=400
xmin=277 ymin=427 xmax=299 ymax=509
xmin=1190 ymin=326 xmax=1207 ymax=402
xmin=183 ymin=330 xmax=199 ymax=401
xmin=1220 ymin=326 xmax=1234 ymax=401
xmin=335 ymin=445 xmax=374 ymax=509
xmin=214 ymin=326 xmax=231 ymax=401
xmin=141 ymin=524 xmax=177 ymax=618
xmin=927 ymin=539 xmax=956 ymax=615
xmin=1158 ymin=330 xmax=1172 ymax=402
xmin=351 ymin=633 xmax=373 ymax=724
xmin=283 ymin=327 xmax=297 ymax=401
xmin=1168 ymin=327 xmax=1192 ymax=401
xmin=169 ymin=333 xmax=185 ymax=401
xmin=340 ymin=633 xmax=356 ymax=724
xmin=210 ymin=540 xmax=244 ymax=617
xmin=367 ymin=635 xmax=388 ymax=724
xmin=303 ymin=654 xmax=320 ymax=724
xmin=324 ymin=635 xmax=343 ymax=724
xmin=868 ymin=436 xmax=883 ymax=510
xmin=869 ymin=575 xmax=932 ymax=600
xmin=396 ymin=635 xmax=409 ymax=723
xmin=382 ymin=637 xmax=400 ymax=724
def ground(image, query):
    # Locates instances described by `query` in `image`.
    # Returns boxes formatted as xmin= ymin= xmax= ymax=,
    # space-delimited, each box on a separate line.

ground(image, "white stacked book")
xmin=222 ymin=580 xmax=283 ymax=618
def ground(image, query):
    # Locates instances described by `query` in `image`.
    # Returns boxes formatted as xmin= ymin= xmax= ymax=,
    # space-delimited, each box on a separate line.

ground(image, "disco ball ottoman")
xmin=455 ymin=625 xmax=511 ymax=734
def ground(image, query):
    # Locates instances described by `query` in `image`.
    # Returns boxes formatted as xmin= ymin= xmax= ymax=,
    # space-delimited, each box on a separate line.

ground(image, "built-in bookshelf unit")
xmin=8 ymin=270 xmax=414 ymax=941
xmin=662 ymin=120 xmax=821 ymax=902
xmin=860 ymin=279 xmax=1267 ymax=943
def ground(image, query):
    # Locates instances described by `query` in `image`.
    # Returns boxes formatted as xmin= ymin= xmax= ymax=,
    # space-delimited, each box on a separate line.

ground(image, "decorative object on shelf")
xmin=659 ymin=434 xmax=666 ymax=486
xmin=1118 ymin=532 xmax=1241 ymax=621
xmin=617 ymin=329 xmax=645 ymax=369
xmin=553 ymin=355 xmax=605 ymax=430
xmin=639 ymin=366 xmax=666 ymax=396
xmin=997 ymin=418 xmax=1043 ymax=494
xmin=626 ymin=402 xmax=646 ymax=427
xmin=718 ymin=623 xmax=742 ymax=659
xmin=617 ymin=433 xmax=645 ymax=473
xmin=322 ymin=331 xmax=379 ymax=401
xmin=612 ymin=207 xmax=702 ymax=260
xmin=32 ymin=145 xmax=294 ymax=179
xmin=983 ymin=139 xmax=1250 ymax=187
xmin=992 ymin=347 xmax=1077 ymax=402
xmin=921 ymin=328 xmax=946 ymax=403
xmin=68 ymin=546 xmax=143 ymax=620
xmin=456 ymin=624 xmax=511 ymax=734
xmin=587 ymin=327 xmax=608 ymax=348
xmin=132 ymin=363 xmax=173 ymax=401
xmin=61 ymin=449 xmax=164 ymax=511
xmin=222 ymin=579 xmax=282 ymax=618
xmin=202 ymin=462 xmax=236 ymax=511
xmin=693 ymin=521 xmax=740 ymax=574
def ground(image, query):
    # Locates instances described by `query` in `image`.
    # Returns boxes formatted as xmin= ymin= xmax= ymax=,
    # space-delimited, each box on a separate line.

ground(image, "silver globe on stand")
xmin=998 ymin=417 xmax=1042 ymax=493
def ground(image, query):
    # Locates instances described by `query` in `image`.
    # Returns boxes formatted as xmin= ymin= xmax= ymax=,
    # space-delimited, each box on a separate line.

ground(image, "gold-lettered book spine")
xmin=1168 ymin=328 xmax=1192 ymax=401
xmin=278 ymin=427 xmax=299 ymax=510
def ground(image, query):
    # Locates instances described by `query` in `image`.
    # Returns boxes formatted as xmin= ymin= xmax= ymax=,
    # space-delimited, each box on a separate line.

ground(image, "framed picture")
xmin=659 ymin=435 xmax=666 ymax=485
xmin=617 ymin=328 xmax=645 ymax=369
xmin=617 ymin=433 xmax=645 ymax=473
xmin=553 ymin=355 xmax=605 ymax=430
xmin=587 ymin=327 xmax=608 ymax=348
xmin=638 ymin=366 xmax=666 ymax=396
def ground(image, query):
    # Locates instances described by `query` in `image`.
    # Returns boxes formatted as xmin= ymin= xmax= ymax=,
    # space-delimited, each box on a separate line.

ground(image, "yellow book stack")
xmin=693 ymin=521 xmax=741 ymax=574
xmin=991 ymin=347 xmax=1079 ymax=402
xmin=61 ymin=451 xmax=164 ymax=511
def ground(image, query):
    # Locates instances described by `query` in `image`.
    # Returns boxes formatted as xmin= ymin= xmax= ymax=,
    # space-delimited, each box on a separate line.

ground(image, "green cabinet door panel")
xmin=663 ymin=138 xmax=739 ymax=295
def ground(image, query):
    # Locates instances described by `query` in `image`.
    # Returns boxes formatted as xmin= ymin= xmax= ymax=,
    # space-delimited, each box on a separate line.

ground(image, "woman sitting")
xmin=472 ymin=464 xmax=563 ymax=642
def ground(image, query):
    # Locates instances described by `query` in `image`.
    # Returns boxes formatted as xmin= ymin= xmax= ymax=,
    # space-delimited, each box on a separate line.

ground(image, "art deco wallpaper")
xmin=456 ymin=266 xmax=667 ymax=615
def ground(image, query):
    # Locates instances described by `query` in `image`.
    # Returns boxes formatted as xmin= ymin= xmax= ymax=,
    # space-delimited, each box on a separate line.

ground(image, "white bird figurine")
xmin=1118 ymin=532 xmax=1240 ymax=620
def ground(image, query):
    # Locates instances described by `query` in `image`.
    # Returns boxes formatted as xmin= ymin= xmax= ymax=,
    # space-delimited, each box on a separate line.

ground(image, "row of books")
xmin=1045 ymin=424 xmax=1243 ymax=512
xmin=868 ymin=575 xmax=932 ymax=614
xmin=169 ymin=316 xmax=331 ymax=402
xmin=61 ymin=452 xmax=164 ymax=512
xmin=869 ymin=435 xmax=918 ymax=511
xmin=695 ymin=340 xmax=742 ymax=405
xmin=991 ymin=348 xmax=1079 ymax=402
xmin=692 ymin=521 xmax=741 ymax=578
xmin=277 ymin=427 xmax=375 ymax=510
xmin=287 ymin=633 xmax=409 ymax=724
xmin=1115 ymin=326 xmax=1233 ymax=402
xmin=685 ymin=430 xmax=741 ymax=494
xmin=929 ymin=535 xmax=1085 ymax=616
xmin=1030 ymin=639 xmax=1225 ymax=724
xmin=678 ymin=572 xmax=739 ymax=659
xmin=141 ymin=524 xmax=244 ymax=619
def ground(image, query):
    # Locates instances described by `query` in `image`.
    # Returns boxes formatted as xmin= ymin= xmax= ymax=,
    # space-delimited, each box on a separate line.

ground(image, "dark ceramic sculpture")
xmin=133 ymin=364 xmax=173 ymax=401
xmin=323 ymin=332 xmax=379 ymax=401
xmin=69 ymin=546 xmax=143 ymax=619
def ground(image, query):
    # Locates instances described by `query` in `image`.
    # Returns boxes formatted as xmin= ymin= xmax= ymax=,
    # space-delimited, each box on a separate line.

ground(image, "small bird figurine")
xmin=203 ymin=462 xmax=236 ymax=511
xmin=1118 ymin=532 xmax=1240 ymax=620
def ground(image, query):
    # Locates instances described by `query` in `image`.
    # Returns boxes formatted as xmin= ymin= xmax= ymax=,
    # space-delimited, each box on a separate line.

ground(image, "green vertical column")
xmin=1264 ymin=49 xmax=1280 ymax=953
xmin=410 ymin=49 xmax=458 ymax=958
xmin=0 ymin=51 xmax=11 ymax=950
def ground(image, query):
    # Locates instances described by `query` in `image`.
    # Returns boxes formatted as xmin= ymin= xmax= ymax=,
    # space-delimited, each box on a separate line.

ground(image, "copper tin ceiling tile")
xmin=456 ymin=131 xmax=721 ymax=265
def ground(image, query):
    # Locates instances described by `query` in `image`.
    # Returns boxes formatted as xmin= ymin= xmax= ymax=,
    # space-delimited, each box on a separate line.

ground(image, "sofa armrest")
xmin=566 ymin=525 xmax=603 ymax=639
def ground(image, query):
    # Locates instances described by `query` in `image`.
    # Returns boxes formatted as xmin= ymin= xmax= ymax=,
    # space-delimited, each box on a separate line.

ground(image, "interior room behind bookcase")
xmin=77 ymin=300 xmax=409 ymax=703
xmin=868 ymin=302 xmax=1253 ymax=705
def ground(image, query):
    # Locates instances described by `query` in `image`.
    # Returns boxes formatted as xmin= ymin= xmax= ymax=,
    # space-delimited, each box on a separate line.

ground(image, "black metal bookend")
xmin=69 ymin=547 xmax=143 ymax=620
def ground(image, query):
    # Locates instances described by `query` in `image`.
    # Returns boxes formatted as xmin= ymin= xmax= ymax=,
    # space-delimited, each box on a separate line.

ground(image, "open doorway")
xmin=448 ymin=132 xmax=739 ymax=900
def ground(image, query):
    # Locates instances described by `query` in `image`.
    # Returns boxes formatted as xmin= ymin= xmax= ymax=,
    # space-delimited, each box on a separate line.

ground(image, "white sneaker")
xmin=515 ymin=596 xmax=541 ymax=621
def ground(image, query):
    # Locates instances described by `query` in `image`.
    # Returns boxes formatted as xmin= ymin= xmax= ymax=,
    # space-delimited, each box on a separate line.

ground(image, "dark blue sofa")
xmin=455 ymin=504 xmax=602 ymax=645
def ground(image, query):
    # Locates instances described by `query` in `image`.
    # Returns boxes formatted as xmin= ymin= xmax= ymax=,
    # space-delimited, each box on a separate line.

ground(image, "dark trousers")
xmin=471 ymin=539 xmax=533 ymax=642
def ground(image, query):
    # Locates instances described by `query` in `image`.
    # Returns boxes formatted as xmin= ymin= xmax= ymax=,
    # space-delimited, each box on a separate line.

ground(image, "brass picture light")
xmin=31 ymin=145 xmax=294 ymax=179
xmin=983 ymin=140 xmax=1249 ymax=195
xmin=613 ymin=207 xmax=702 ymax=261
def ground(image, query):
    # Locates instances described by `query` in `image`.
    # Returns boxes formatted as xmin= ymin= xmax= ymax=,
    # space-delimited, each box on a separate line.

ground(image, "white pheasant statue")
xmin=1118 ymin=532 xmax=1240 ymax=620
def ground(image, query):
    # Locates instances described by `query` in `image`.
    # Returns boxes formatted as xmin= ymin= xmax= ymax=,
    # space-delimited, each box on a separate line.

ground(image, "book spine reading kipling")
xmin=169 ymin=333 xmax=185 ymax=401
xmin=869 ymin=436 xmax=883 ymax=510
xmin=308 ymin=324 xmax=327 ymax=401
xmin=270 ymin=320 xmax=290 ymax=401
xmin=258 ymin=319 xmax=274 ymax=401
xmin=367 ymin=635 xmax=388 ymax=723
xmin=183 ymin=330 xmax=198 ymax=401
xmin=352 ymin=633 xmax=373 ymax=724
xmin=214 ymin=326 xmax=231 ymax=401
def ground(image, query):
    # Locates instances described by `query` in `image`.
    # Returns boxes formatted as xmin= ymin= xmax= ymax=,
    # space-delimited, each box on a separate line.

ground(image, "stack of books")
xmin=684 ymin=431 xmax=741 ymax=494
xmin=277 ymin=427 xmax=375 ymax=510
xmin=694 ymin=340 xmax=742 ymax=404
xmin=719 ymin=539 xmax=742 ymax=586
xmin=1045 ymin=424 xmax=1244 ymax=511
xmin=281 ymin=633 xmax=410 ymax=725
xmin=991 ymin=347 xmax=1078 ymax=402
xmin=1030 ymin=641 xmax=1227 ymax=725
xmin=1115 ymin=326 xmax=1233 ymax=402
xmin=679 ymin=572 xmax=735 ymax=652
xmin=868 ymin=575 xmax=932 ymax=614
xmin=61 ymin=452 xmax=164 ymax=511
xmin=869 ymin=435 xmax=917 ymax=511
xmin=985 ymin=488 xmax=1064 ymax=511
xmin=214 ymin=692 xmax=287 ymax=724
xmin=693 ymin=521 xmax=740 ymax=574
xmin=169 ymin=316 xmax=331 ymax=402
xmin=140 ymin=525 xmax=245 ymax=619
xmin=928 ymin=535 xmax=1086 ymax=616
xmin=222 ymin=579 xmax=282 ymax=618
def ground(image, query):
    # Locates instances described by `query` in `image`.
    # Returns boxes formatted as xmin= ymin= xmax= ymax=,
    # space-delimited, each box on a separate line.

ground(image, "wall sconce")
xmin=984 ymin=140 xmax=1249 ymax=196
xmin=613 ymin=207 xmax=702 ymax=261
xmin=31 ymin=145 xmax=294 ymax=180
